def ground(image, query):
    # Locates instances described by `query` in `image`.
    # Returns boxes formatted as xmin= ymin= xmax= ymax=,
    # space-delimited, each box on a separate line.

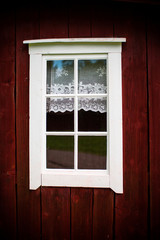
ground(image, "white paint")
xmin=29 ymin=54 xmax=42 ymax=189
xmin=27 ymin=43 xmax=122 ymax=55
xmin=45 ymin=132 xmax=107 ymax=136
xmin=27 ymin=38 xmax=124 ymax=193
xmin=74 ymin=58 xmax=78 ymax=171
xmin=23 ymin=37 xmax=126 ymax=44
xmin=42 ymin=171 xmax=110 ymax=188
xmin=108 ymin=53 xmax=123 ymax=193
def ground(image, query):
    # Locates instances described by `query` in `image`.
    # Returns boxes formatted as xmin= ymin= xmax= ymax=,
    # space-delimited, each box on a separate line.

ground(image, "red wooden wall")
xmin=0 ymin=2 xmax=160 ymax=240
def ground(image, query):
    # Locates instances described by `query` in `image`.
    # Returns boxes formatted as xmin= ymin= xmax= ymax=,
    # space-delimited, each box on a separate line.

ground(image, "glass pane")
xmin=78 ymin=59 xmax=107 ymax=94
xmin=47 ymin=136 xmax=74 ymax=169
xmin=78 ymin=136 xmax=107 ymax=169
xmin=78 ymin=97 xmax=107 ymax=131
xmin=47 ymin=60 xmax=74 ymax=94
xmin=46 ymin=97 xmax=74 ymax=131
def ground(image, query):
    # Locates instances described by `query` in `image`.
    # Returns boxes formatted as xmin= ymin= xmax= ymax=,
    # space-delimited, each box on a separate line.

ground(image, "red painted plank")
xmin=0 ymin=61 xmax=15 ymax=173
xmin=91 ymin=4 xmax=114 ymax=37
xmin=69 ymin=9 xmax=93 ymax=240
xmin=16 ymin=8 xmax=41 ymax=240
xmin=93 ymin=189 xmax=114 ymax=240
xmin=42 ymin=187 xmax=70 ymax=240
xmin=40 ymin=4 xmax=68 ymax=38
xmin=114 ymin=5 xmax=148 ymax=239
xmin=69 ymin=4 xmax=91 ymax=37
xmin=40 ymin=6 xmax=71 ymax=240
xmin=147 ymin=7 xmax=160 ymax=240
xmin=0 ymin=175 xmax=16 ymax=239
xmin=91 ymin=5 xmax=114 ymax=240
xmin=71 ymin=188 xmax=93 ymax=240
xmin=0 ymin=10 xmax=16 ymax=240
xmin=0 ymin=10 xmax=15 ymax=62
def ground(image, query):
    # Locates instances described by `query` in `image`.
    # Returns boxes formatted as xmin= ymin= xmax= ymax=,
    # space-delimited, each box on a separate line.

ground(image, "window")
xmin=24 ymin=38 xmax=126 ymax=193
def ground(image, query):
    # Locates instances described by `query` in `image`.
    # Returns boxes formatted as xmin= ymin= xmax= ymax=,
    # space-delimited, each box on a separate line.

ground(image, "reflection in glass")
xmin=47 ymin=60 xmax=74 ymax=94
xmin=78 ymin=136 xmax=107 ymax=169
xmin=46 ymin=97 xmax=74 ymax=131
xmin=78 ymin=59 xmax=107 ymax=94
xmin=78 ymin=97 xmax=107 ymax=131
xmin=47 ymin=136 xmax=74 ymax=169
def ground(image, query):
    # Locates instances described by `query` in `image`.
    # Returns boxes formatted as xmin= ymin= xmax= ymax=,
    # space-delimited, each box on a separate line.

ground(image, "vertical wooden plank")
xmin=147 ymin=6 xmax=160 ymax=240
xmin=71 ymin=188 xmax=92 ymax=240
xmin=40 ymin=4 xmax=68 ymax=38
xmin=93 ymin=189 xmax=114 ymax=240
xmin=69 ymin=8 xmax=93 ymax=240
xmin=91 ymin=4 xmax=115 ymax=240
xmin=114 ymin=4 xmax=148 ymax=239
xmin=16 ymin=7 xmax=41 ymax=240
xmin=42 ymin=188 xmax=70 ymax=240
xmin=91 ymin=3 xmax=114 ymax=37
xmin=40 ymin=5 xmax=71 ymax=240
xmin=0 ymin=9 xmax=16 ymax=240
xmin=69 ymin=3 xmax=91 ymax=37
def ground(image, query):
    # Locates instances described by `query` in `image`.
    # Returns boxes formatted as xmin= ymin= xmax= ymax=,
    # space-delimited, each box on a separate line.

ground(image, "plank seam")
xmin=70 ymin=187 xmax=72 ymax=240
xmin=92 ymin=189 xmax=94 ymax=240
xmin=15 ymin=8 xmax=18 ymax=240
xmin=145 ymin=9 xmax=151 ymax=240
xmin=40 ymin=187 xmax=42 ymax=240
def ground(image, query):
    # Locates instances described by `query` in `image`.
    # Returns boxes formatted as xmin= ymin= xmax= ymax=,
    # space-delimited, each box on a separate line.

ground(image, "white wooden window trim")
xmin=24 ymin=38 xmax=126 ymax=193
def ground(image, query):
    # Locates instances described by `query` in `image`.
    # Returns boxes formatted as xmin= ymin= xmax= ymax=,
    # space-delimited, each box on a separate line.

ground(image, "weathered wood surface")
xmin=147 ymin=6 xmax=160 ymax=240
xmin=16 ymin=8 xmax=41 ymax=240
xmin=0 ymin=3 xmax=160 ymax=240
xmin=0 ymin=9 xmax=16 ymax=240
xmin=114 ymin=4 xmax=148 ymax=239
xmin=91 ymin=5 xmax=115 ymax=240
xmin=42 ymin=187 xmax=70 ymax=240
xmin=40 ymin=5 xmax=72 ymax=240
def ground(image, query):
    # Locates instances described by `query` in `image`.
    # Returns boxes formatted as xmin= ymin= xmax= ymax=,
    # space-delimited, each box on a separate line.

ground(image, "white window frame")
xmin=23 ymin=38 xmax=126 ymax=193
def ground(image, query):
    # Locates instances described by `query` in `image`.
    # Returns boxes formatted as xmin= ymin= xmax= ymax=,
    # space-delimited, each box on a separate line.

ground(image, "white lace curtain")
xmin=46 ymin=60 xmax=107 ymax=113
xmin=46 ymin=97 xmax=107 ymax=113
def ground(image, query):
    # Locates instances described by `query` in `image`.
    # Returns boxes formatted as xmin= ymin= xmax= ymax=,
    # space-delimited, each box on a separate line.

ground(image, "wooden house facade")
xmin=0 ymin=1 xmax=160 ymax=239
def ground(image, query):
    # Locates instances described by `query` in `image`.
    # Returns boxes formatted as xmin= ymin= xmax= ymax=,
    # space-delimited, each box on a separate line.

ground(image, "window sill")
xmin=41 ymin=170 xmax=110 ymax=188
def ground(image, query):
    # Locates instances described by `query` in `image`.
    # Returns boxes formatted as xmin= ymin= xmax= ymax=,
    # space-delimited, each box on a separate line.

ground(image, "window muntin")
xmin=44 ymin=55 xmax=108 ymax=171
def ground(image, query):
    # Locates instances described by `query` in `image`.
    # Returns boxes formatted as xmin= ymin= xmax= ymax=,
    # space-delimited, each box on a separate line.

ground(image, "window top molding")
xmin=23 ymin=38 xmax=126 ymax=55
xmin=23 ymin=37 xmax=126 ymax=44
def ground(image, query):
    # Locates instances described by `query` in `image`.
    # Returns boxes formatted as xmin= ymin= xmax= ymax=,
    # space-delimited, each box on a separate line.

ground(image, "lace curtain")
xmin=47 ymin=59 xmax=107 ymax=113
